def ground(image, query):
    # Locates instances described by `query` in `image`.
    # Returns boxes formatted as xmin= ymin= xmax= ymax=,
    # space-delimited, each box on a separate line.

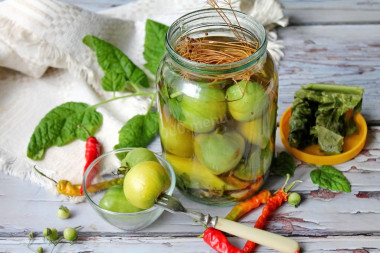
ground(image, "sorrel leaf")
xmin=143 ymin=19 xmax=169 ymax=74
xmin=83 ymin=35 xmax=149 ymax=91
xmin=27 ymin=102 xmax=102 ymax=160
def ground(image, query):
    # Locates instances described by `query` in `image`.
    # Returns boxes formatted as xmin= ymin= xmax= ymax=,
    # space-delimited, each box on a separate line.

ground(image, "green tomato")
xmin=233 ymin=144 xmax=273 ymax=181
xmin=194 ymin=130 xmax=245 ymax=175
xmin=159 ymin=112 xmax=194 ymax=157
xmin=37 ymin=247 xmax=43 ymax=253
xmin=237 ymin=117 xmax=269 ymax=149
xmin=179 ymin=87 xmax=226 ymax=133
xmin=288 ymin=192 xmax=301 ymax=207
xmin=57 ymin=205 xmax=70 ymax=219
xmin=226 ymin=81 xmax=270 ymax=122
xmin=99 ymin=185 xmax=143 ymax=213
xmin=121 ymin=148 xmax=158 ymax=168
xmin=233 ymin=147 xmax=261 ymax=181
xmin=43 ymin=228 xmax=58 ymax=241
xmin=123 ymin=161 xmax=170 ymax=209
xmin=63 ymin=227 xmax=78 ymax=241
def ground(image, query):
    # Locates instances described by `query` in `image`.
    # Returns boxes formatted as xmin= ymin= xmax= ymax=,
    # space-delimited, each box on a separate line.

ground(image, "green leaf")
xmin=114 ymin=111 xmax=159 ymax=159
xmin=288 ymin=84 xmax=364 ymax=154
xmin=83 ymin=35 xmax=149 ymax=91
xmin=101 ymin=71 xmax=127 ymax=92
xmin=27 ymin=102 xmax=103 ymax=160
xmin=143 ymin=19 xmax=169 ymax=74
xmin=310 ymin=165 xmax=351 ymax=192
xmin=270 ymin=151 xmax=296 ymax=177
xmin=311 ymin=126 xmax=344 ymax=155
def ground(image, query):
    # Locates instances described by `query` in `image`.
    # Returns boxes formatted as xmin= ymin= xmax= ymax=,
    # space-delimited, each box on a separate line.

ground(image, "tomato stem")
xmin=90 ymin=91 xmax=155 ymax=109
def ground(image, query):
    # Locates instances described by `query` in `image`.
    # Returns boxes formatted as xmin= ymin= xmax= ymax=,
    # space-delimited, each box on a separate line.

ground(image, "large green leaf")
xmin=143 ymin=19 xmax=169 ymax=74
xmin=114 ymin=111 xmax=159 ymax=159
xmin=27 ymin=102 xmax=102 ymax=160
xmin=83 ymin=35 xmax=149 ymax=91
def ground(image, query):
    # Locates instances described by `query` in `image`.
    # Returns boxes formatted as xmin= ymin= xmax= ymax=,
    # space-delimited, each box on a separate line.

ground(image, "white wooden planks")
xmin=17 ymin=0 xmax=380 ymax=25
xmin=277 ymin=24 xmax=380 ymax=125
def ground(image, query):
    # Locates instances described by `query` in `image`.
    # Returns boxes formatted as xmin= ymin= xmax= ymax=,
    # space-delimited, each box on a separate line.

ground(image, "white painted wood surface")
xmin=1 ymin=0 xmax=380 ymax=252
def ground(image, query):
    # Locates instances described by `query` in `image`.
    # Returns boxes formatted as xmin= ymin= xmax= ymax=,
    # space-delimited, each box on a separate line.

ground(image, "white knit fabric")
xmin=0 ymin=0 xmax=287 ymax=200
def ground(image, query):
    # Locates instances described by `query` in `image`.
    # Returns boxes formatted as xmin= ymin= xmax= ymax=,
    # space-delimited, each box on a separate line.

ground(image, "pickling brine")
xmin=156 ymin=9 xmax=278 ymax=205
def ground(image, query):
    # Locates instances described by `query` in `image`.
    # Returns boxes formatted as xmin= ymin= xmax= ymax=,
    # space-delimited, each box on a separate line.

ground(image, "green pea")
xmin=63 ymin=227 xmax=78 ymax=241
xmin=288 ymin=192 xmax=301 ymax=207
xmin=43 ymin=228 xmax=58 ymax=241
xmin=57 ymin=205 xmax=70 ymax=219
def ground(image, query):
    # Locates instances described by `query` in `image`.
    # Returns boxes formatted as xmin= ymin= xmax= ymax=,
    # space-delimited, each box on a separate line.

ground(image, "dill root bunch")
xmin=175 ymin=0 xmax=259 ymax=65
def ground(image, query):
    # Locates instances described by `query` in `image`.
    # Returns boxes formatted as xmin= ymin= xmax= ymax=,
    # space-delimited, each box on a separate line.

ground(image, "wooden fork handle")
xmin=215 ymin=217 xmax=300 ymax=253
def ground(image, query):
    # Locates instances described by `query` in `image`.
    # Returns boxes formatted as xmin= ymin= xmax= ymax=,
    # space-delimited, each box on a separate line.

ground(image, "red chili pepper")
xmin=204 ymin=227 xmax=245 ymax=253
xmin=79 ymin=126 xmax=101 ymax=195
xmin=225 ymin=190 xmax=271 ymax=221
xmin=243 ymin=175 xmax=301 ymax=253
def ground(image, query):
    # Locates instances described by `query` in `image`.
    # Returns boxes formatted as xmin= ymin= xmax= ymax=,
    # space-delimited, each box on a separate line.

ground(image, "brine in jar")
xmin=156 ymin=8 xmax=278 ymax=206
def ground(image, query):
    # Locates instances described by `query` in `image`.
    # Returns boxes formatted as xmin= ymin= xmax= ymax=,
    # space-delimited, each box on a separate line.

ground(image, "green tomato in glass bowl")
xmin=226 ymin=81 xmax=270 ymax=122
xmin=194 ymin=130 xmax=245 ymax=175
xmin=177 ymin=87 xmax=226 ymax=133
xmin=123 ymin=161 xmax=170 ymax=209
xmin=121 ymin=147 xmax=158 ymax=168
xmin=99 ymin=185 xmax=143 ymax=213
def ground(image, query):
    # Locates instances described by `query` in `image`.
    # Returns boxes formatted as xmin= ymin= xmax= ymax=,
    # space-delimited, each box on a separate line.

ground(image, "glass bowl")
xmin=83 ymin=148 xmax=176 ymax=231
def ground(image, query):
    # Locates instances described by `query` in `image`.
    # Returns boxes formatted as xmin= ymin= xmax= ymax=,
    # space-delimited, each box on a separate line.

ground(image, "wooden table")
xmin=1 ymin=0 xmax=380 ymax=252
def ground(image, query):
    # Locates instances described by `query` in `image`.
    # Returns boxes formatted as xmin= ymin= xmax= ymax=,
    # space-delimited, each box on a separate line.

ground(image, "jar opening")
xmin=166 ymin=8 xmax=267 ymax=75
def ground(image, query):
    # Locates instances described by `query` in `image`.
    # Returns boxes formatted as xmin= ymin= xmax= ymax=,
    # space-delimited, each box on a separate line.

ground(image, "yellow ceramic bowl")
xmin=279 ymin=107 xmax=367 ymax=165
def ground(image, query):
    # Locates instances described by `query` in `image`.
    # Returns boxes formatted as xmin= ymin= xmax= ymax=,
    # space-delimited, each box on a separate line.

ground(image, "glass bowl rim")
xmin=83 ymin=147 xmax=176 ymax=216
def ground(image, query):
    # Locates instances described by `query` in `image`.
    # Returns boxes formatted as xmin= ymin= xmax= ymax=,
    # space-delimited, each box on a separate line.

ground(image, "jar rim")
xmin=165 ymin=8 xmax=268 ymax=74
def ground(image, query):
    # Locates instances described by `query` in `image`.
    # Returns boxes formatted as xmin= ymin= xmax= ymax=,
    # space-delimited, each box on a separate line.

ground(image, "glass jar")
xmin=156 ymin=9 xmax=278 ymax=206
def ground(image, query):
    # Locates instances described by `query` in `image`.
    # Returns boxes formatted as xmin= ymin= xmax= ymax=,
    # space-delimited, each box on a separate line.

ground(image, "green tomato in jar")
xmin=178 ymin=87 xmax=226 ymax=133
xmin=233 ymin=147 xmax=261 ymax=181
xmin=99 ymin=185 xmax=144 ymax=213
xmin=123 ymin=161 xmax=170 ymax=209
xmin=233 ymin=143 xmax=273 ymax=181
xmin=194 ymin=130 xmax=245 ymax=175
xmin=237 ymin=117 xmax=269 ymax=149
xmin=226 ymin=81 xmax=270 ymax=122
xmin=121 ymin=148 xmax=158 ymax=168
xmin=159 ymin=111 xmax=194 ymax=157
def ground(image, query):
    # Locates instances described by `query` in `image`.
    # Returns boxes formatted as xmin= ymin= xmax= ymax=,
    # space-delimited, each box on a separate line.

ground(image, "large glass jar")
xmin=156 ymin=9 xmax=278 ymax=206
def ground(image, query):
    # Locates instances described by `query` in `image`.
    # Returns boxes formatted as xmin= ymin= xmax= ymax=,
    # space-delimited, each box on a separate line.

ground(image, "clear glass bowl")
xmin=83 ymin=148 xmax=176 ymax=231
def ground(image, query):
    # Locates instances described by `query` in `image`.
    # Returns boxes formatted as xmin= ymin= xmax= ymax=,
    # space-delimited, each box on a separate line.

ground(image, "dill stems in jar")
xmin=156 ymin=8 xmax=278 ymax=206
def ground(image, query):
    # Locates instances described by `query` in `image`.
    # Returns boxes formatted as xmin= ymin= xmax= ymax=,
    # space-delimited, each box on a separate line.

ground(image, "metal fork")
xmin=156 ymin=193 xmax=300 ymax=253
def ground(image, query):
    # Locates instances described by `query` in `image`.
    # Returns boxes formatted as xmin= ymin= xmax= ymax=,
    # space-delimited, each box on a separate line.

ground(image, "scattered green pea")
xmin=288 ymin=192 xmax=301 ymax=207
xmin=37 ymin=246 xmax=44 ymax=253
xmin=43 ymin=228 xmax=58 ymax=241
xmin=63 ymin=227 xmax=78 ymax=241
xmin=57 ymin=205 xmax=70 ymax=219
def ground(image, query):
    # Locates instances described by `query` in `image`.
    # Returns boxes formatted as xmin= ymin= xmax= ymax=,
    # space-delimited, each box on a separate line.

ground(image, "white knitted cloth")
xmin=0 ymin=0 xmax=287 ymax=200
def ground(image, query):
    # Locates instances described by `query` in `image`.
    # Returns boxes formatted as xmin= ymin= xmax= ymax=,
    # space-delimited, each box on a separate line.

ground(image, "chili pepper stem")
xmin=274 ymin=174 xmax=302 ymax=194
xmin=33 ymin=166 xmax=58 ymax=184
xmin=284 ymin=180 xmax=303 ymax=193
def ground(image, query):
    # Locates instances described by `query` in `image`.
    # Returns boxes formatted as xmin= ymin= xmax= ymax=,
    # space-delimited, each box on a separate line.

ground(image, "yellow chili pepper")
xmin=34 ymin=166 xmax=124 ymax=196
